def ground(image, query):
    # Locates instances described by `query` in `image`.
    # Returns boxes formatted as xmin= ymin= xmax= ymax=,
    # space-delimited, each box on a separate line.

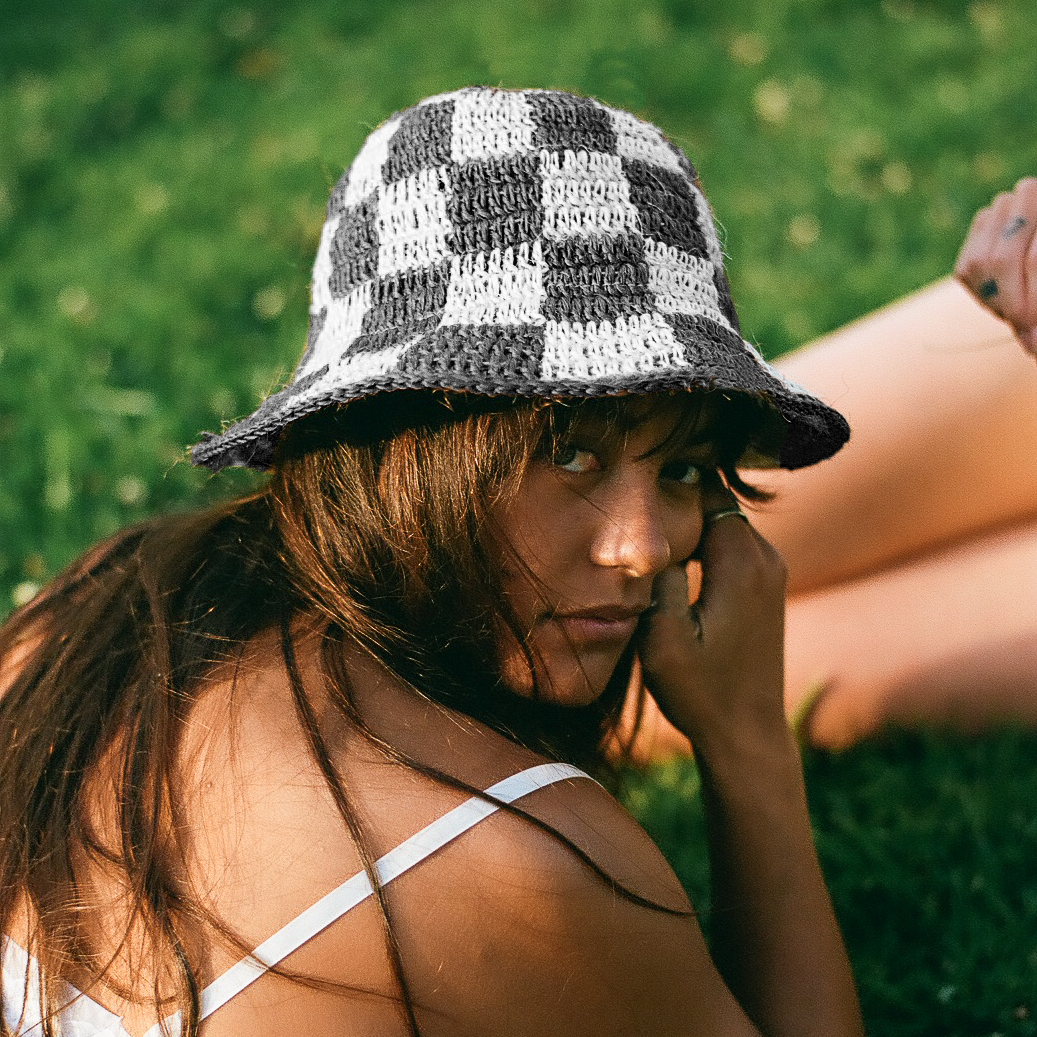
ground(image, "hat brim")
xmin=191 ymin=324 xmax=848 ymax=472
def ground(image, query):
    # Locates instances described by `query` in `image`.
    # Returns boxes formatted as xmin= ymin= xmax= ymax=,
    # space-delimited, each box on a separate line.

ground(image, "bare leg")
xmin=752 ymin=277 xmax=1037 ymax=595
xmin=785 ymin=518 xmax=1037 ymax=747
xmin=757 ymin=277 xmax=1037 ymax=746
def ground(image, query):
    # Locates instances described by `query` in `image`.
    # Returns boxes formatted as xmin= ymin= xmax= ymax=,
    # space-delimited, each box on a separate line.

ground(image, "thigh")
xmin=785 ymin=517 xmax=1037 ymax=748
xmin=752 ymin=278 xmax=1037 ymax=595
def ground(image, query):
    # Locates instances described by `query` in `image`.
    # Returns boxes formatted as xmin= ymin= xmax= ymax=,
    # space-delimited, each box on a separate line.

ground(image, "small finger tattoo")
xmin=1003 ymin=216 xmax=1028 ymax=239
xmin=977 ymin=278 xmax=999 ymax=301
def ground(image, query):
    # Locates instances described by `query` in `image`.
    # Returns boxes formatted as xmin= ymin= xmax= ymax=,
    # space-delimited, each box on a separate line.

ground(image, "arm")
xmin=637 ymin=492 xmax=863 ymax=1036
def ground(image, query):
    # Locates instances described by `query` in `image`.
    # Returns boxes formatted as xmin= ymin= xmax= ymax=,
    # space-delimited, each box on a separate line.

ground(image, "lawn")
xmin=3 ymin=0 xmax=1036 ymax=1032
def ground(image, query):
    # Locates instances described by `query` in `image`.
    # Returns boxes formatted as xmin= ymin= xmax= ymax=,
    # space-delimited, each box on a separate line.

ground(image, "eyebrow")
xmin=562 ymin=414 xmax=721 ymax=463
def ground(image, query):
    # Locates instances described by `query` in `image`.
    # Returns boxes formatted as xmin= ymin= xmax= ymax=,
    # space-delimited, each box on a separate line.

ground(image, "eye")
xmin=661 ymin=461 xmax=704 ymax=487
xmin=552 ymin=444 xmax=600 ymax=474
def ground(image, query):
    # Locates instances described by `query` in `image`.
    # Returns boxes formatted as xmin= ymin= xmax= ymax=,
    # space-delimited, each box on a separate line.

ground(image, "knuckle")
xmin=745 ymin=543 xmax=785 ymax=586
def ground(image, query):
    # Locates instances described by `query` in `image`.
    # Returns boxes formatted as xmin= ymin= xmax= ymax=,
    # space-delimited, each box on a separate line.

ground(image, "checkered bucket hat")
xmin=192 ymin=87 xmax=849 ymax=471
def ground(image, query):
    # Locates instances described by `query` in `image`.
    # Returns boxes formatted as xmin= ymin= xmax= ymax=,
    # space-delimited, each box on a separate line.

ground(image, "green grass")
xmin=3 ymin=1 xmax=1036 ymax=1032
xmin=623 ymin=731 xmax=1037 ymax=1037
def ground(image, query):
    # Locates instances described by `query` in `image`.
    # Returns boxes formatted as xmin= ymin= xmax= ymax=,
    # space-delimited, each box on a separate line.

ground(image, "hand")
xmin=954 ymin=177 xmax=1037 ymax=358
xmin=636 ymin=490 xmax=788 ymax=752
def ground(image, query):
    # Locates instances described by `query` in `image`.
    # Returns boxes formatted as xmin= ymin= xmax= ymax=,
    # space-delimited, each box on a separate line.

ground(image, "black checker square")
xmin=358 ymin=259 xmax=451 ymax=347
xmin=542 ymin=232 xmax=653 ymax=323
xmin=665 ymin=313 xmax=765 ymax=387
xmin=528 ymin=91 xmax=618 ymax=156
xmin=447 ymin=153 xmax=545 ymax=255
xmin=712 ymin=267 xmax=742 ymax=334
xmin=328 ymin=194 xmax=379 ymax=298
xmin=326 ymin=176 xmax=351 ymax=219
xmin=623 ymin=158 xmax=707 ymax=257
xmin=400 ymin=324 xmax=548 ymax=386
xmin=382 ymin=101 xmax=455 ymax=184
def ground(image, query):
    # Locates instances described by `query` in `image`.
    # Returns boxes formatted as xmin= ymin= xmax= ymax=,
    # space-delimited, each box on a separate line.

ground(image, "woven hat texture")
xmin=192 ymin=87 xmax=849 ymax=471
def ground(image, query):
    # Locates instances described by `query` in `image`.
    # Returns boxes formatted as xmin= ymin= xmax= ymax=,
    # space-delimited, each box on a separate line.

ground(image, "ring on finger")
xmin=977 ymin=278 xmax=999 ymax=301
xmin=1003 ymin=216 xmax=1028 ymax=239
xmin=704 ymin=506 xmax=748 ymax=526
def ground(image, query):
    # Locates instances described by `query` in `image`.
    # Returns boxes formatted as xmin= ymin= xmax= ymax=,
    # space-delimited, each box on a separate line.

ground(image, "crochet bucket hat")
xmin=191 ymin=87 xmax=849 ymax=471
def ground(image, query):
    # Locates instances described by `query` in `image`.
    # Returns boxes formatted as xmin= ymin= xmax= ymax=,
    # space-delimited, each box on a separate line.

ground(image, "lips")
xmin=548 ymin=604 xmax=649 ymax=644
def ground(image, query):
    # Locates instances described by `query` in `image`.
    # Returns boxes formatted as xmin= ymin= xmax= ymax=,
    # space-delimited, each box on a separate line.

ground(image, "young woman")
xmin=0 ymin=88 xmax=863 ymax=1037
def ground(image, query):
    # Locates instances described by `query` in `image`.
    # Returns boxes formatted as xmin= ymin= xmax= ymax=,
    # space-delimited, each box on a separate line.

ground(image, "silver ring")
xmin=704 ymin=506 xmax=748 ymax=525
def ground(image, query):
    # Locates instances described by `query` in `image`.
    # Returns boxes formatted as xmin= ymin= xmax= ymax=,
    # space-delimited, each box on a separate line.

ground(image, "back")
xmin=5 ymin=623 xmax=727 ymax=1037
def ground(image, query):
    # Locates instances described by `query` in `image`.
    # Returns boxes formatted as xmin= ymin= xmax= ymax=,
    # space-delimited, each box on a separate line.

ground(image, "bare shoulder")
xmin=175 ymin=636 xmax=756 ymax=1037
xmin=380 ymin=769 xmax=757 ymax=1037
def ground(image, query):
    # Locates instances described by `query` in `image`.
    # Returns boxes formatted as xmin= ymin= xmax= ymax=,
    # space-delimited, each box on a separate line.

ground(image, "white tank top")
xmin=2 ymin=762 xmax=592 ymax=1037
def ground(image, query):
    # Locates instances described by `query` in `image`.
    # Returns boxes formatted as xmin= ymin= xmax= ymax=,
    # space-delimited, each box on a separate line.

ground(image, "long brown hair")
xmin=0 ymin=389 xmax=769 ymax=1036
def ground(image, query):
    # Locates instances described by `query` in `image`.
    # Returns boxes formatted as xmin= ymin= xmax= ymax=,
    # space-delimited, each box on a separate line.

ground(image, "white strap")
xmin=144 ymin=762 xmax=591 ymax=1037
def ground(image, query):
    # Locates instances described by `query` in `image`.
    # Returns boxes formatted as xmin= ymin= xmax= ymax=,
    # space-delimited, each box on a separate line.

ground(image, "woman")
xmin=0 ymin=88 xmax=862 ymax=1037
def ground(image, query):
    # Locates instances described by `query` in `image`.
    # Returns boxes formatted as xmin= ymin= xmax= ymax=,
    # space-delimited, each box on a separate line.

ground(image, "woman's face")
xmin=494 ymin=399 xmax=715 ymax=706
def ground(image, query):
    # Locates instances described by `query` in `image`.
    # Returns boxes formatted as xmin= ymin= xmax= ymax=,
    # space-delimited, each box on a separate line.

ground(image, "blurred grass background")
xmin=2 ymin=0 xmax=1036 ymax=1032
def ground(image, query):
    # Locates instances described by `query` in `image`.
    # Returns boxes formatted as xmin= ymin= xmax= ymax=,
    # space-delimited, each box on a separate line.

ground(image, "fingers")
xmin=646 ymin=487 xmax=754 ymax=636
xmin=695 ymin=492 xmax=786 ymax=638
xmin=650 ymin=562 xmax=693 ymax=614
xmin=639 ymin=489 xmax=787 ymax=740
xmin=954 ymin=177 xmax=1037 ymax=353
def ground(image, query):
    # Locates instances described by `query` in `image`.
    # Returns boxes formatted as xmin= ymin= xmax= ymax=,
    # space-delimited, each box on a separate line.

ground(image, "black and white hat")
xmin=192 ymin=87 xmax=849 ymax=471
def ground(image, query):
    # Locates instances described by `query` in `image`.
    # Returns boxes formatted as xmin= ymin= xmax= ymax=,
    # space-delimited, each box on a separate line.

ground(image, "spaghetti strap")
xmin=142 ymin=761 xmax=593 ymax=1037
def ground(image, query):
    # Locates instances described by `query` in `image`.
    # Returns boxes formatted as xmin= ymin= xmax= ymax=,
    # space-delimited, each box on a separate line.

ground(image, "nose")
xmin=588 ymin=480 xmax=675 ymax=579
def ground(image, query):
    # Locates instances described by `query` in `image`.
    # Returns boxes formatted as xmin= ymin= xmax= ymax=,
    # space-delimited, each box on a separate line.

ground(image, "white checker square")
xmin=298 ymin=281 xmax=372 ymax=378
xmin=342 ymin=115 xmax=401 ymax=208
xmin=540 ymin=311 xmax=688 ymax=381
xmin=644 ymin=238 xmax=733 ymax=330
xmin=333 ymin=337 xmax=413 ymax=384
xmin=451 ymin=90 xmax=536 ymax=162
xmin=376 ymin=166 xmax=454 ymax=278
xmin=440 ymin=241 xmax=546 ymax=327
xmin=610 ymin=108 xmax=686 ymax=175
xmin=540 ymin=151 xmax=640 ymax=239
xmin=309 ymin=211 xmax=343 ymax=313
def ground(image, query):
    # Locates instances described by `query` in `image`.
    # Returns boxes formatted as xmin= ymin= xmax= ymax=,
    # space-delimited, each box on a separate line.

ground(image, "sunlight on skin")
xmin=493 ymin=401 xmax=710 ymax=707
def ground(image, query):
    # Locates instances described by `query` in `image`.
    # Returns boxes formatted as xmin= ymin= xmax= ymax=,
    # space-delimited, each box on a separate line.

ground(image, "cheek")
xmin=495 ymin=474 xmax=586 ymax=585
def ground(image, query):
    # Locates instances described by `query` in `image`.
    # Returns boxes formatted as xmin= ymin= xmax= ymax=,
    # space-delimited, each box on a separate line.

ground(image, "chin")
xmin=545 ymin=662 xmax=619 ymax=706
xmin=499 ymin=652 xmax=615 ymax=707
xmin=528 ymin=649 xmax=627 ymax=707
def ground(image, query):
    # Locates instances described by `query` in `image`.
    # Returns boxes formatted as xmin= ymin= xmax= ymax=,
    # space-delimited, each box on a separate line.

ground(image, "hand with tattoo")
xmin=955 ymin=177 xmax=1037 ymax=358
